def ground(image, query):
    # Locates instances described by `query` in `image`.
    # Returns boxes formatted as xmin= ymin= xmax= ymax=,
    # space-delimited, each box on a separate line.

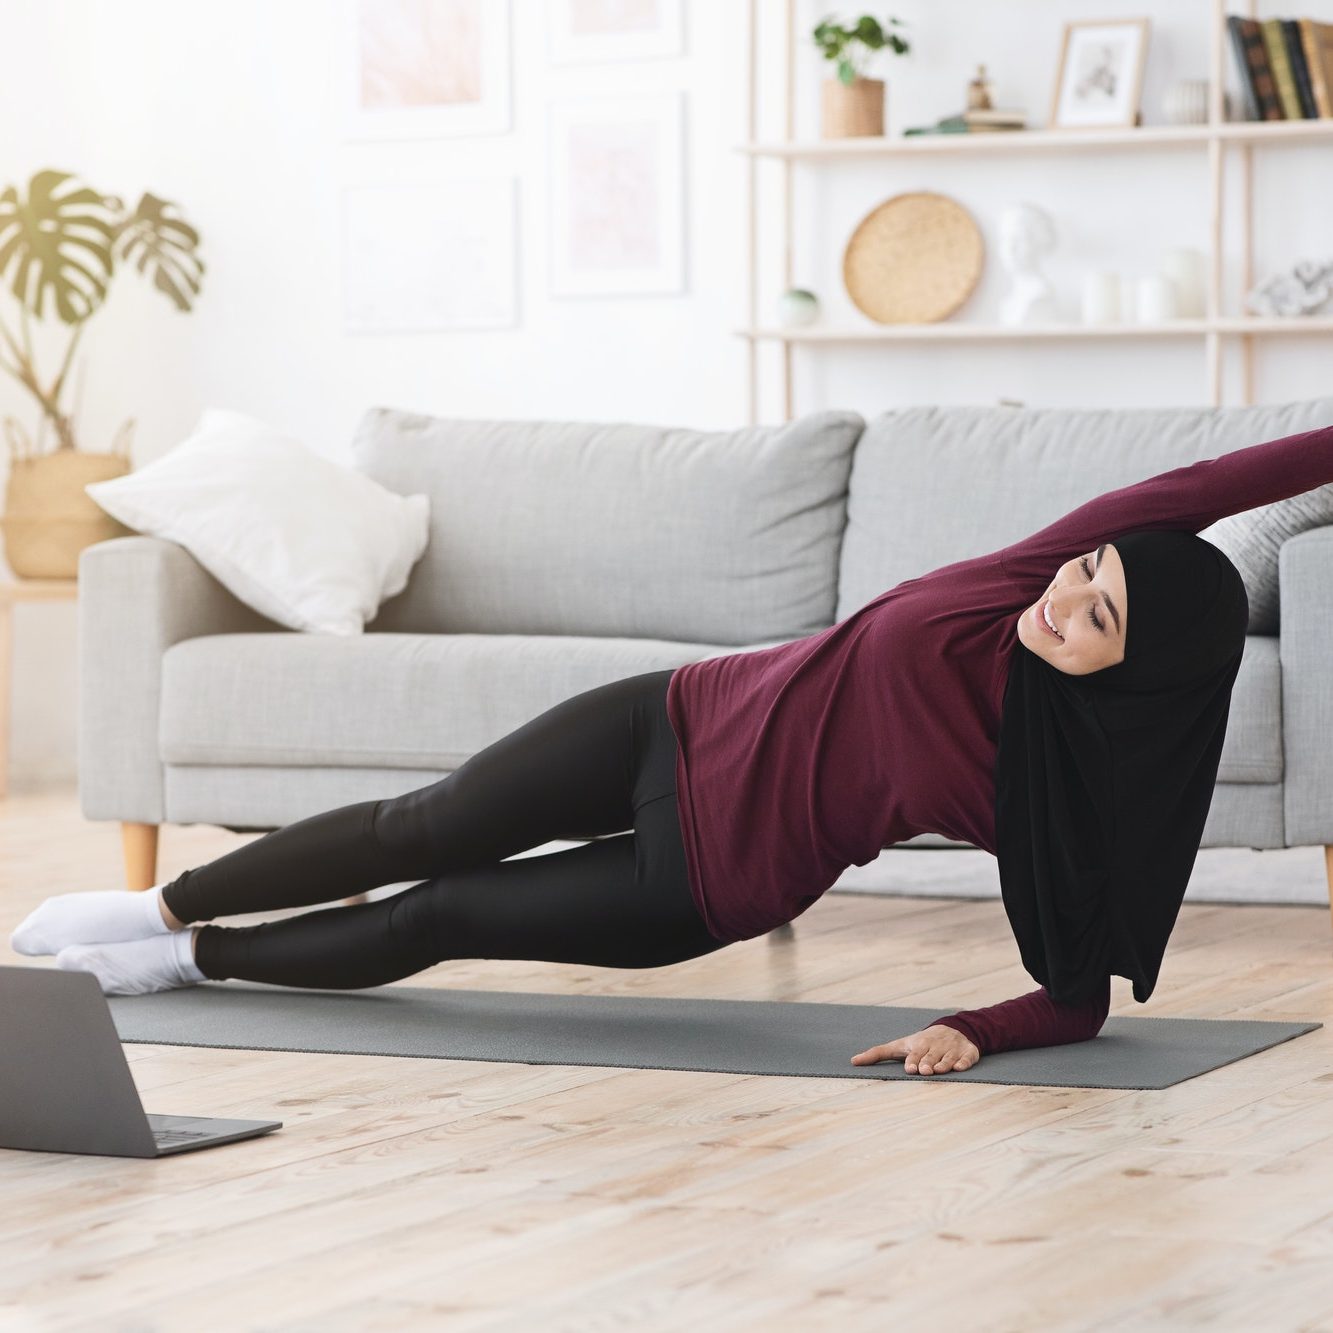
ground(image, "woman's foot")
xmin=56 ymin=928 xmax=205 ymax=996
xmin=9 ymin=885 xmax=179 ymax=956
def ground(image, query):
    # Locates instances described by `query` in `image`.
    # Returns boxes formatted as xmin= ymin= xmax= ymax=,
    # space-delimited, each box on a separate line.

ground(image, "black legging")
xmin=161 ymin=668 xmax=728 ymax=989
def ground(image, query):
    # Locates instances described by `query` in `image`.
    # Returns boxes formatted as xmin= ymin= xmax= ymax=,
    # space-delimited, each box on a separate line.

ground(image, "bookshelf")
xmin=738 ymin=0 xmax=1333 ymax=423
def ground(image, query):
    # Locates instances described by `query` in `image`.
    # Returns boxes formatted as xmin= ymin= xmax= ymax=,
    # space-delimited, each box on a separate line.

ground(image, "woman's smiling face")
xmin=1017 ymin=542 xmax=1128 ymax=675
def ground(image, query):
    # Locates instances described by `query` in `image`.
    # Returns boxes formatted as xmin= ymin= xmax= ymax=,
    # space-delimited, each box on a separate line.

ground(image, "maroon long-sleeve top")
xmin=665 ymin=422 xmax=1333 ymax=1055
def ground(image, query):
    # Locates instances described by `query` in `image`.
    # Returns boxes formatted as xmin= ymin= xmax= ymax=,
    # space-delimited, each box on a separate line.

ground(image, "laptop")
xmin=0 ymin=964 xmax=281 ymax=1158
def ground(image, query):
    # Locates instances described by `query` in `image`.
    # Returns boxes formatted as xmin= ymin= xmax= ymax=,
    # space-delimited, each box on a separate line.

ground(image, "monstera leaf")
xmin=113 ymin=191 xmax=205 ymax=313
xmin=0 ymin=169 xmax=119 ymax=323
xmin=0 ymin=168 xmax=206 ymax=453
xmin=0 ymin=170 xmax=205 ymax=324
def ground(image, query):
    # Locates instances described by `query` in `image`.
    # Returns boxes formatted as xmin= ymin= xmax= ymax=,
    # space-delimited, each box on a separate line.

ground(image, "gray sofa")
xmin=78 ymin=398 xmax=1333 ymax=915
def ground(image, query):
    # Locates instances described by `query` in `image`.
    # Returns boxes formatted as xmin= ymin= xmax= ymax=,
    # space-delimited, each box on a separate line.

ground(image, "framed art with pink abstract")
xmin=343 ymin=0 xmax=512 ymax=141
xmin=547 ymin=0 xmax=684 ymax=65
xmin=547 ymin=92 xmax=686 ymax=297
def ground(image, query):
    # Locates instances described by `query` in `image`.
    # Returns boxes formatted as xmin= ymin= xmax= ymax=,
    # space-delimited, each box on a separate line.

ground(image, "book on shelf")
xmin=1229 ymin=14 xmax=1333 ymax=119
xmin=1229 ymin=16 xmax=1282 ymax=118
xmin=1282 ymin=18 xmax=1319 ymax=116
xmin=1263 ymin=17 xmax=1307 ymax=117
xmin=962 ymin=108 xmax=1027 ymax=127
xmin=1300 ymin=17 xmax=1333 ymax=114
xmin=903 ymin=111 xmax=1027 ymax=137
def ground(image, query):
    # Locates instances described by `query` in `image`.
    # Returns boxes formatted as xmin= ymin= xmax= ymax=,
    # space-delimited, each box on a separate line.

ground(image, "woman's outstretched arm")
xmin=929 ymin=973 xmax=1112 ymax=1055
xmin=998 ymin=422 xmax=1333 ymax=586
xmin=846 ymin=975 xmax=1111 ymax=1073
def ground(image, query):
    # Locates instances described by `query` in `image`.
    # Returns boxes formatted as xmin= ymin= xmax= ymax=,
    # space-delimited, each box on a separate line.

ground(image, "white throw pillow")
xmin=85 ymin=407 xmax=431 ymax=635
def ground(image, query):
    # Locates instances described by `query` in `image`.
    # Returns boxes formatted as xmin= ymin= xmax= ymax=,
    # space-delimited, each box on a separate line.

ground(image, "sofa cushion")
xmin=159 ymin=632 xmax=799 ymax=771
xmin=85 ymin=407 xmax=431 ymax=636
xmin=1198 ymin=482 xmax=1333 ymax=634
xmin=157 ymin=625 xmax=1279 ymax=783
xmin=836 ymin=396 xmax=1333 ymax=622
xmin=1220 ymin=635 xmax=1282 ymax=783
xmin=352 ymin=406 xmax=864 ymax=646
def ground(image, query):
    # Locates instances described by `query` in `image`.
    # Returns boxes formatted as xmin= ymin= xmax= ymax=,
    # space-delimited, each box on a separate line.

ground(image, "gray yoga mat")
xmin=106 ymin=981 xmax=1321 ymax=1090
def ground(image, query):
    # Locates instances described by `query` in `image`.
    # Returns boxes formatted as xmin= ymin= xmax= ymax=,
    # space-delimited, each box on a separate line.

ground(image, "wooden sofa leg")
xmin=121 ymin=822 xmax=160 ymax=891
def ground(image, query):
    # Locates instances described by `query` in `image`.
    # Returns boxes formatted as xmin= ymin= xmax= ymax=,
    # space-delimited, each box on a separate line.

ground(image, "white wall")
xmin=1 ymin=0 xmax=1330 ymax=788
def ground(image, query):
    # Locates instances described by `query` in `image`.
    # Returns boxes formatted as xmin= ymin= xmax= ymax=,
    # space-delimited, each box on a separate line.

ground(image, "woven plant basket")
xmin=821 ymin=77 xmax=886 ymax=138
xmin=1 ymin=419 xmax=135 ymax=579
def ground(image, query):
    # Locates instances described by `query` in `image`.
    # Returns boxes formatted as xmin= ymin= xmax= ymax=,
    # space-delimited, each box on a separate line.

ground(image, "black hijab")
xmin=994 ymin=530 xmax=1250 ymax=1006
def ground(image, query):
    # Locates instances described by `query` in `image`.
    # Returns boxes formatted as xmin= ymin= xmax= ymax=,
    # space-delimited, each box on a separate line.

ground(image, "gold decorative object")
xmin=842 ymin=191 xmax=984 ymax=324
xmin=968 ymin=63 xmax=995 ymax=111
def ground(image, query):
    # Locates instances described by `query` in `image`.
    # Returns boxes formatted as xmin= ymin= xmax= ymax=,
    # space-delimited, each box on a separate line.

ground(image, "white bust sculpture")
xmin=998 ymin=203 xmax=1058 ymax=325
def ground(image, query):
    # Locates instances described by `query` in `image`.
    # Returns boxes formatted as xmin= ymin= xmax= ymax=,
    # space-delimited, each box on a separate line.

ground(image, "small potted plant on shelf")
xmin=0 ymin=168 xmax=205 ymax=579
xmin=813 ymin=13 xmax=911 ymax=139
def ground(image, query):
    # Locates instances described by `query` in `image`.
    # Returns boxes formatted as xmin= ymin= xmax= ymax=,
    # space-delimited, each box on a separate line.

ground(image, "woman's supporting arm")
xmin=929 ymin=973 xmax=1111 ymax=1056
xmin=999 ymin=422 xmax=1333 ymax=586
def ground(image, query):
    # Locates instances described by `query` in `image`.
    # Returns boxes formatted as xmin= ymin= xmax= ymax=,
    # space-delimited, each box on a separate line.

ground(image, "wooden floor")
xmin=3 ymin=788 xmax=1333 ymax=1332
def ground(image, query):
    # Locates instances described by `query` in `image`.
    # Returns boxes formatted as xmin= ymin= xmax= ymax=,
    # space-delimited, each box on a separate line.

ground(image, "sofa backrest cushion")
xmin=836 ymin=396 xmax=1333 ymax=623
xmin=1198 ymin=473 xmax=1333 ymax=634
xmin=354 ymin=407 xmax=865 ymax=645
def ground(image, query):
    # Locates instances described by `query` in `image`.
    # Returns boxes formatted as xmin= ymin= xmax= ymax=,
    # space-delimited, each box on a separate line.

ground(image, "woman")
xmin=13 ymin=421 xmax=1333 ymax=1078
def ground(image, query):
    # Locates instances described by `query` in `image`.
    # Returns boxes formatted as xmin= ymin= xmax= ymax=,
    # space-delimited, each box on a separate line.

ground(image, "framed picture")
xmin=547 ymin=0 xmax=684 ymax=65
xmin=342 ymin=0 xmax=512 ymax=142
xmin=341 ymin=178 xmax=519 ymax=332
xmin=1050 ymin=18 xmax=1150 ymax=129
xmin=547 ymin=92 xmax=685 ymax=297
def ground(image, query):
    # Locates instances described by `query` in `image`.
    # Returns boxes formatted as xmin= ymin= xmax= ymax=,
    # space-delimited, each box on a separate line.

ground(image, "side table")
xmin=0 ymin=576 xmax=79 ymax=799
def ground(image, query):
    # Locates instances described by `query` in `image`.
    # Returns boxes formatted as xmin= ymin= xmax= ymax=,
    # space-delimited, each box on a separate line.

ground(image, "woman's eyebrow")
xmin=1094 ymin=544 xmax=1122 ymax=635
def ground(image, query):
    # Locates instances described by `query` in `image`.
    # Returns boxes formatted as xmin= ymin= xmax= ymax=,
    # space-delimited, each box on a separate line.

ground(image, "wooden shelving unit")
xmin=739 ymin=0 xmax=1333 ymax=423
xmin=742 ymin=117 xmax=1333 ymax=159
xmin=739 ymin=318 xmax=1333 ymax=342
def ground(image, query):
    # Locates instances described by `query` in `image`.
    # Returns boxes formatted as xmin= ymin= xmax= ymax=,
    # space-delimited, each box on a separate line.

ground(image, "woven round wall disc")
xmin=843 ymin=191 xmax=984 ymax=324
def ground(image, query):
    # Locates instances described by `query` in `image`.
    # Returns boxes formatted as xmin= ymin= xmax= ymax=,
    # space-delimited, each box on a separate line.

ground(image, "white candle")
xmin=1161 ymin=247 xmax=1205 ymax=317
xmin=1136 ymin=274 xmax=1178 ymax=323
xmin=1081 ymin=271 xmax=1121 ymax=325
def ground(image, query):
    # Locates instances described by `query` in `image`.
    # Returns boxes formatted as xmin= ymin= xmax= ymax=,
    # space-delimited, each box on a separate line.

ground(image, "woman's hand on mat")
xmin=849 ymin=1024 xmax=980 ymax=1075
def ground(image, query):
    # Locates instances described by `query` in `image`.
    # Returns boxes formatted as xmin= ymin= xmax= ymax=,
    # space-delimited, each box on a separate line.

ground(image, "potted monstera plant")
xmin=0 ymin=169 xmax=205 ymax=578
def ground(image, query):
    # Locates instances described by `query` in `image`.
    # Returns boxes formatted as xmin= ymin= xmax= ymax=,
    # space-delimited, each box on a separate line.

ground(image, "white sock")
xmin=56 ymin=928 xmax=206 ymax=996
xmin=9 ymin=884 xmax=176 ymax=956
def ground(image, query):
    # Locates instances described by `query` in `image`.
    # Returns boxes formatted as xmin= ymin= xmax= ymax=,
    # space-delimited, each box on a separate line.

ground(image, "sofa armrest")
xmin=1279 ymin=525 xmax=1333 ymax=847
xmin=77 ymin=537 xmax=281 ymax=823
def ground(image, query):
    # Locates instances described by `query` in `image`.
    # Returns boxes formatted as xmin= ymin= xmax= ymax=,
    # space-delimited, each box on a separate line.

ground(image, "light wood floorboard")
xmin=2 ymin=787 xmax=1331 ymax=1332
